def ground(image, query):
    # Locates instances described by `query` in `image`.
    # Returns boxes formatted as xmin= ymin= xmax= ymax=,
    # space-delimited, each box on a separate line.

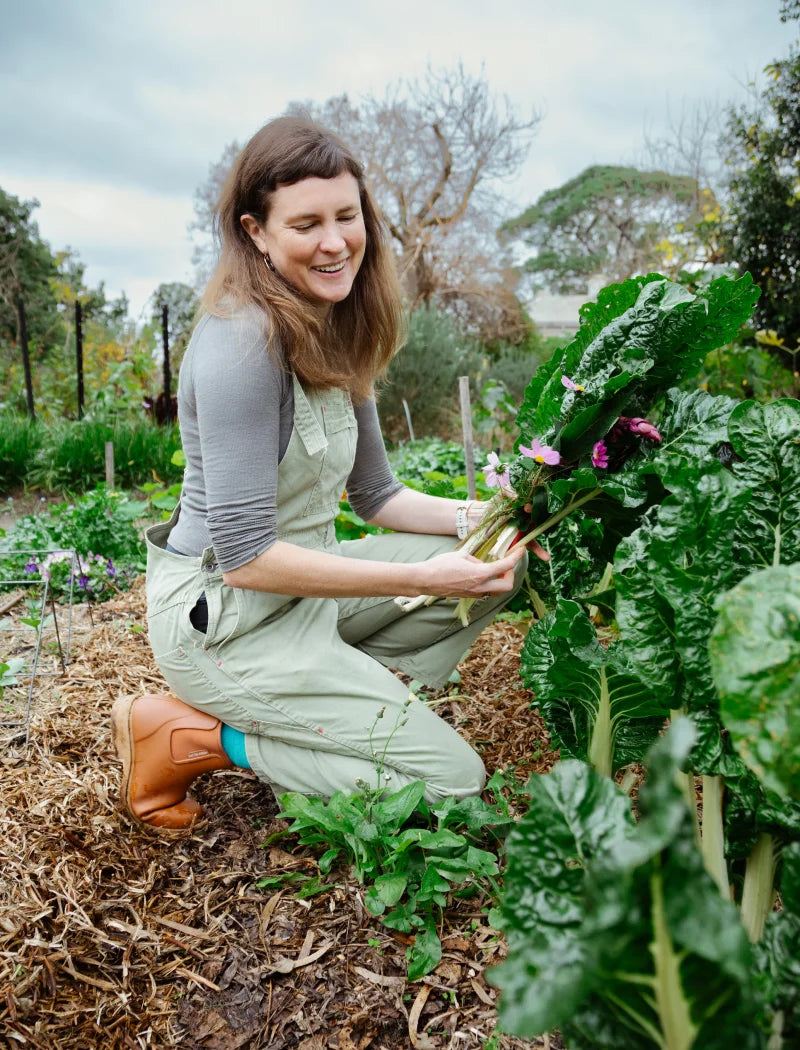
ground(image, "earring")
xmin=263 ymin=253 xmax=276 ymax=273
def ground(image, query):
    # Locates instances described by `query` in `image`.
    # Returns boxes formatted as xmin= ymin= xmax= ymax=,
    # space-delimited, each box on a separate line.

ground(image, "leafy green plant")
xmin=521 ymin=597 xmax=670 ymax=778
xmin=0 ymin=414 xmax=183 ymax=494
xmin=271 ymin=738 xmax=515 ymax=983
xmin=490 ymin=719 xmax=765 ymax=1049
xmin=0 ymin=485 xmax=146 ymax=601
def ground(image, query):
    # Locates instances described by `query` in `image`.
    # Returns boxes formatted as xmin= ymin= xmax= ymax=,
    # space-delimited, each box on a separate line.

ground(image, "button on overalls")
xmin=144 ymin=376 xmax=526 ymax=802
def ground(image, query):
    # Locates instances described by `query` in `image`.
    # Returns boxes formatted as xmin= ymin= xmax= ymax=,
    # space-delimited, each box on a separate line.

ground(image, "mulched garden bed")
xmin=0 ymin=578 xmax=561 ymax=1049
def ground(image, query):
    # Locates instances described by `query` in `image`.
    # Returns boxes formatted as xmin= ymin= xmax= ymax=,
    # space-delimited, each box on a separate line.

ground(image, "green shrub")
xmin=0 ymin=413 xmax=44 ymax=491
xmin=378 ymin=307 xmax=482 ymax=441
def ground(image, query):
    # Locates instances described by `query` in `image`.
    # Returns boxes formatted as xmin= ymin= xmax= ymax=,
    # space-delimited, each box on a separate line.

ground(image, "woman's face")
xmin=242 ymin=172 xmax=366 ymax=310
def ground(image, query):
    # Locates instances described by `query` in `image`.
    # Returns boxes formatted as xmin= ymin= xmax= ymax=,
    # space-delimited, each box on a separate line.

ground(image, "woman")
xmin=111 ymin=116 xmax=538 ymax=831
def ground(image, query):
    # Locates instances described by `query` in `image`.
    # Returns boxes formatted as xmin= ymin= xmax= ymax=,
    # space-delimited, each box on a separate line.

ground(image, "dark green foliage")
xmin=514 ymin=273 xmax=757 ymax=482
xmin=274 ymin=777 xmax=514 ymax=981
xmin=521 ymin=599 xmax=670 ymax=777
xmin=721 ymin=44 xmax=800 ymax=350
xmin=0 ymin=413 xmax=45 ymax=490
xmin=0 ymin=415 xmax=184 ymax=493
xmin=491 ymin=721 xmax=763 ymax=1048
xmin=709 ymin=564 xmax=800 ymax=802
xmin=378 ymin=305 xmax=482 ymax=441
xmin=0 ymin=187 xmax=61 ymax=349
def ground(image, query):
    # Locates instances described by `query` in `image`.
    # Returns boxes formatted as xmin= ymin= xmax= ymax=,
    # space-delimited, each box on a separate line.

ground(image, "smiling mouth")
xmin=312 ymin=260 xmax=347 ymax=273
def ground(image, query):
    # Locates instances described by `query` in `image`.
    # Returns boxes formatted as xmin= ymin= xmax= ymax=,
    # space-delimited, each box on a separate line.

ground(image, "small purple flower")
xmin=618 ymin=416 xmax=663 ymax=442
xmin=106 ymin=559 xmax=116 ymax=578
xmin=24 ymin=559 xmax=38 ymax=575
xmin=591 ymin=441 xmax=609 ymax=469
xmin=483 ymin=451 xmax=511 ymax=490
xmin=77 ymin=574 xmax=89 ymax=590
xmin=519 ymin=439 xmax=561 ymax=466
xmin=561 ymin=375 xmax=584 ymax=392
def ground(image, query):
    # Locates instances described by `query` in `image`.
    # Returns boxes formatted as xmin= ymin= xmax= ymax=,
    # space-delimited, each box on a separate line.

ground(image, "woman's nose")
xmin=318 ymin=224 xmax=346 ymax=253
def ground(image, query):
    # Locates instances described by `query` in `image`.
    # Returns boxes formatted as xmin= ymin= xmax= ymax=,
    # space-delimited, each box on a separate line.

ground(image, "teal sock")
xmin=220 ymin=723 xmax=251 ymax=769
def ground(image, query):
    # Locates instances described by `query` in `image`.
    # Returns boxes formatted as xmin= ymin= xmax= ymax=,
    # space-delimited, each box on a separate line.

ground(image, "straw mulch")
xmin=0 ymin=579 xmax=560 ymax=1050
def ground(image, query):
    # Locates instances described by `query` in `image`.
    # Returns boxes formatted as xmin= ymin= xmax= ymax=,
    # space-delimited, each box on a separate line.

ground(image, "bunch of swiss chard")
xmin=431 ymin=272 xmax=761 ymax=623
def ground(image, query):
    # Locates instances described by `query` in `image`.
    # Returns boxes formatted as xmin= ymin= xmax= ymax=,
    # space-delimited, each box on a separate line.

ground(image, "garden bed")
xmin=0 ymin=577 xmax=560 ymax=1049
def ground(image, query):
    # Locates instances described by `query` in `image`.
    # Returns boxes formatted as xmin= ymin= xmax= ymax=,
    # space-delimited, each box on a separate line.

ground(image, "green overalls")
xmin=144 ymin=377 xmax=526 ymax=802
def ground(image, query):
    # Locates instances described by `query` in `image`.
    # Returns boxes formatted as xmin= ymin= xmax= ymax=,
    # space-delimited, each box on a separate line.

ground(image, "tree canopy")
xmin=503 ymin=164 xmax=718 ymax=295
xmin=721 ymin=42 xmax=800 ymax=351
xmin=0 ymin=188 xmax=62 ymax=349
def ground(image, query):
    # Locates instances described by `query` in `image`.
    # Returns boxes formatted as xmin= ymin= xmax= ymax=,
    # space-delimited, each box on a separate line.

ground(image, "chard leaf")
xmin=727 ymin=400 xmax=800 ymax=569
xmin=649 ymin=387 xmax=739 ymax=477
xmin=709 ymin=564 xmax=800 ymax=802
xmin=515 ymin=274 xmax=757 ymax=464
xmin=491 ymin=720 xmax=764 ymax=1049
xmin=520 ymin=599 xmax=669 ymax=776
xmin=489 ymin=758 xmax=635 ymax=1031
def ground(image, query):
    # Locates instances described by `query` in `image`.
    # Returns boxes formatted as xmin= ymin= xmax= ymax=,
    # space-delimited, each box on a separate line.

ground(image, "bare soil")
xmin=0 ymin=578 xmax=561 ymax=1050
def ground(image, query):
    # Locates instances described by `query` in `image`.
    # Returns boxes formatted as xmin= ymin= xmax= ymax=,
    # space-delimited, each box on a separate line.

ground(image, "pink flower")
xmin=483 ymin=451 xmax=511 ymax=489
xmin=561 ymin=375 xmax=584 ymax=392
xmin=618 ymin=416 xmax=662 ymax=442
xmin=591 ymin=441 xmax=609 ymax=468
xmin=519 ymin=439 xmax=561 ymax=466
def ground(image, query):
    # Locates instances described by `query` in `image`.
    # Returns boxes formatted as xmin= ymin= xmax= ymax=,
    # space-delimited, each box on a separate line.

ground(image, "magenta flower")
xmin=618 ymin=416 xmax=663 ymax=442
xmin=519 ymin=439 xmax=561 ymax=466
xmin=561 ymin=375 xmax=584 ymax=392
xmin=591 ymin=441 xmax=609 ymax=468
xmin=483 ymin=451 xmax=511 ymax=490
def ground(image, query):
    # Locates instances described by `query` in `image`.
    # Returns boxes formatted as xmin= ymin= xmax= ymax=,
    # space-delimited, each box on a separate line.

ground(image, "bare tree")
xmin=641 ymin=98 xmax=726 ymax=206
xmin=190 ymin=65 xmax=541 ymax=340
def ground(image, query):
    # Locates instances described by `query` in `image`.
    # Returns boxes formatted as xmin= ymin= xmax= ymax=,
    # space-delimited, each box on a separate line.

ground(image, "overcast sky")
xmin=1 ymin=0 xmax=797 ymax=321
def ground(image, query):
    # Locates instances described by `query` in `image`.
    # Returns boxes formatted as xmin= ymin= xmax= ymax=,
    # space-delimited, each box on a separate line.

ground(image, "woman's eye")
xmin=294 ymin=222 xmax=316 ymax=232
xmin=339 ymin=214 xmax=357 ymax=223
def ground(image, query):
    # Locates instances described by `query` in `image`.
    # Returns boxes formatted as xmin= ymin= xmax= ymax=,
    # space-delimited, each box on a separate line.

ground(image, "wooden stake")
xmin=459 ymin=376 xmax=477 ymax=500
xmin=105 ymin=442 xmax=115 ymax=488
xmin=401 ymin=398 xmax=415 ymax=442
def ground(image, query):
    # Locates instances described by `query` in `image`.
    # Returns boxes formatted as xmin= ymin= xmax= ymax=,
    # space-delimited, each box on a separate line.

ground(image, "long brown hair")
xmin=203 ymin=116 xmax=403 ymax=401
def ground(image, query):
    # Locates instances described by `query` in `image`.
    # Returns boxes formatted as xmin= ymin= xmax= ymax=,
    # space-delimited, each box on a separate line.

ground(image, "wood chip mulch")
xmin=0 ymin=579 xmax=561 ymax=1050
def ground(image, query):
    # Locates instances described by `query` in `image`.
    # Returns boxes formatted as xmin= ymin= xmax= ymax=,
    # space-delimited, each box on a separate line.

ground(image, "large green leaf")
xmin=727 ymin=400 xmax=800 ymax=569
xmin=515 ymin=274 xmax=758 ymax=463
xmin=491 ymin=720 xmax=763 ymax=1048
xmin=709 ymin=564 xmax=800 ymax=802
xmin=521 ymin=599 xmax=670 ymax=776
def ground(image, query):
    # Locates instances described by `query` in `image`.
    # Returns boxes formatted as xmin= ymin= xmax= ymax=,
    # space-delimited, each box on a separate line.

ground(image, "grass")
xmin=0 ymin=413 xmax=183 ymax=494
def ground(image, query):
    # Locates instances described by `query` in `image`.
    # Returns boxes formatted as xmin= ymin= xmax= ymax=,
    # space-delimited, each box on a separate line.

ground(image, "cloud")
xmin=0 ymin=172 xmax=195 ymax=317
xmin=1 ymin=0 xmax=796 ymax=314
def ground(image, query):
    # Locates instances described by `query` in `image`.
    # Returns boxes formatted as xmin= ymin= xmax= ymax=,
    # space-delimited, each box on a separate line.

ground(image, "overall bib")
xmin=144 ymin=377 xmax=525 ymax=802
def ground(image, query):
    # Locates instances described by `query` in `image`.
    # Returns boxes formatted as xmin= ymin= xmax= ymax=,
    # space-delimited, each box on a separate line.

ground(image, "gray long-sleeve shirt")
xmin=167 ymin=309 xmax=403 ymax=572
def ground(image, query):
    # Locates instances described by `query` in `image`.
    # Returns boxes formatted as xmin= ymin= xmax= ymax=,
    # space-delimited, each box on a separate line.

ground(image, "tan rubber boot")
xmin=111 ymin=693 xmax=233 ymax=830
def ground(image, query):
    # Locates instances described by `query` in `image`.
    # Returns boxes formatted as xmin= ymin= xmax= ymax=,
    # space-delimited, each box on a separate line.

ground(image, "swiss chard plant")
xmin=501 ymin=391 xmax=800 ymax=1047
xmin=490 ymin=719 xmax=767 ymax=1050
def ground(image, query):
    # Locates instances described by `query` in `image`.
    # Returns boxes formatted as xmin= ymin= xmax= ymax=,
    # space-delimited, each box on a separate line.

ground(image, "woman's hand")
xmin=419 ymin=545 xmax=528 ymax=599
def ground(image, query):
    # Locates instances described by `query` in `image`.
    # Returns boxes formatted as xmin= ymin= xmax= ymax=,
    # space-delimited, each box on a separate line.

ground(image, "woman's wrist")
xmin=455 ymin=499 xmax=485 ymax=539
